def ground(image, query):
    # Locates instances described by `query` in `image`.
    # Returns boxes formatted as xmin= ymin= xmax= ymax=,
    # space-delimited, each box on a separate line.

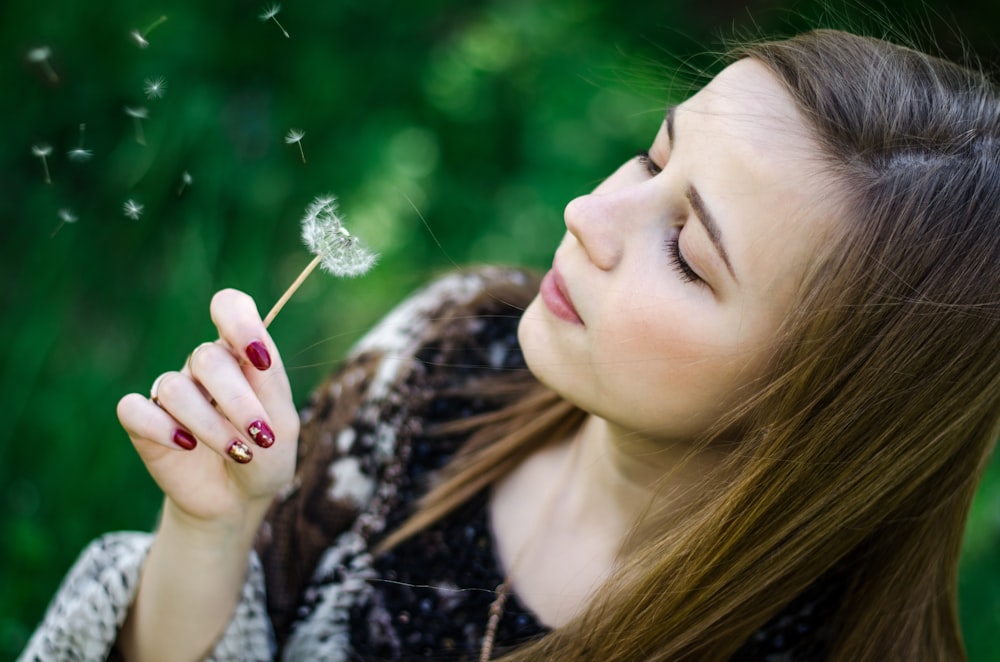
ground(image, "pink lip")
xmin=540 ymin=267 xmax=584 ymax=326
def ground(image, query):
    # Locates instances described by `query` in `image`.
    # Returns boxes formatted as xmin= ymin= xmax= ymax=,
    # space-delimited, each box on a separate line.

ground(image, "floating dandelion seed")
xmin=263 ymin=195 xmax=378 ymax=326
xmin=259 ymin=4 xmax=290 ymax=38
xmin=130 ymin=30 xmax=149 ymax=48
xmin=51 ymin=208 xmax=78 ymax=237
xmin=67 ymin=123 xmax=93 ymax=162
xmin=124 ymin=106 xmax=149 ymax=145
xmin=130 ymin=15 xmax=168 ymax=49
xmin=27 ymin=46 xmax=59 ymax=83
xmin=285 ymin=128 xmax=306 ymax=163
xmin=123 ymin=199 xmax=144 ymax=220
xmin=177 ymin=170 xmax=193 ymax=196
xmin=144 ymin=76 xmax=167 ymax=100
xmin=31 ymin=143 xmax=52 ymax=183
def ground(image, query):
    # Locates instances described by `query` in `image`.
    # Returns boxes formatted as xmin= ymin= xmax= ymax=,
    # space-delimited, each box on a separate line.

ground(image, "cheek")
xmin=593 ymin=298 xmax=770 ymax=413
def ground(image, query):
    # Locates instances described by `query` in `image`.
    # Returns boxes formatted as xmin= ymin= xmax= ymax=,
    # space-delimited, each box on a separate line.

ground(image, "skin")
xmin=117 ymin=289 xmax=298 ymax=661
xmin=115 ymin=59 xmax=841 ymax=656
xmin=503 ymin=59 xmax=842 ymax=624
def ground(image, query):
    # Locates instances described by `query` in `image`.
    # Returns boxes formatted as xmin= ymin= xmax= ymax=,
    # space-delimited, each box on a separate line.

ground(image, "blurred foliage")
xmin=1 ymin=0 xmax=998 ymax=659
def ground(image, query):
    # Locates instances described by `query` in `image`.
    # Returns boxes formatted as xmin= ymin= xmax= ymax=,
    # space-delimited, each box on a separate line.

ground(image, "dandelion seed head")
xmin=68 ymin=148 xmax=93 ymax=162
xmin=123 ymin=199 xmax=144 ymax=220
xmin=27 ymin=46 xmax=52 ymax=62
xmin=181 ymin=171 xmax=193 ymax=185
xmin=58 ymin=208 xmax=78 ymax=224
xmin=31 ymin=143 xmax=52 ymax=157
xmin=259 ymin=3 xmax=282 ymax=21
xmin=124 ymin=105 xmax=149 ymax=119
xmin=285 ymin=128 xmax=305 ymax=144
xmin=300 ymin=195 xmax=378 ymax=277
xmin=130 ymin=30 xmax=149 ymax=48
xmin=144 ymin=76 xmax=167 ymax=99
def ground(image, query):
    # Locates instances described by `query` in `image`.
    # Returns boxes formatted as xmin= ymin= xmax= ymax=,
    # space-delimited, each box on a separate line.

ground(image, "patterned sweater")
xmin=20 ymin=267 xmax=838 ymax=661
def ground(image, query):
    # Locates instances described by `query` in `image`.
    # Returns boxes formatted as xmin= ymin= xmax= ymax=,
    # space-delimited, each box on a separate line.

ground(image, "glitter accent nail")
xmin=226 ymin=439 xmax=253 ymax=463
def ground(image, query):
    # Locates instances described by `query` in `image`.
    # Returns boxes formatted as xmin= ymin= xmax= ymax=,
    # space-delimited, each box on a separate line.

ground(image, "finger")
xmin=210 ymin=289 xmax=278 ymax=373
xmin=188 ymin=342 xmax=277 ymax=449
xmin=208 ymin=289 xmax=295 ymax=421
xmin=117 ymin=392 xmax=199 ymax=452
xmin=151 ymin=370 xmax=255 ymax=464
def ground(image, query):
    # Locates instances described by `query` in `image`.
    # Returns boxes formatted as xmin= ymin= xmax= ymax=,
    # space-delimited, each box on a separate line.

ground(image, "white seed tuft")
xmin=27 ymin=46 xmax=59 ymax=82
xmin=123 ymin=199 xmax=144 ymax=220
xmin=285 ymin=128 xmax=307 ymax=163
xmin=32 ymin=144 xmax=53 ymax=183
xmin=258 ymin=3 xmax=289 ymax=38
xmin=130 ymin=30 xmax=149 ymax=48
xmin=300 ymin=195 xmax=378 ymax=277
xmin=27 ymin=46 xmax=51 ymax=62
xmin=144 ymin=76 xmax=167 ymax=100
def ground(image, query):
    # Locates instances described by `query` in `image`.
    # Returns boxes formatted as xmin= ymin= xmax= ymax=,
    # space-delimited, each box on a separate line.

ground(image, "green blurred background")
xmin=2 ymin=0 xmax=998 ymax=658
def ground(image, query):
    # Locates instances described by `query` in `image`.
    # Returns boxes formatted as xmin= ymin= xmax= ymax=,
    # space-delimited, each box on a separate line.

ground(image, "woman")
xmin=21 ymin=29 xmax=1000 ymax=661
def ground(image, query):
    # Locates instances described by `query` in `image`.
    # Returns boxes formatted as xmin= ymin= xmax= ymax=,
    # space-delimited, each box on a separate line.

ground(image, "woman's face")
xmin=519 ymin=59 xmax=841 ymax=443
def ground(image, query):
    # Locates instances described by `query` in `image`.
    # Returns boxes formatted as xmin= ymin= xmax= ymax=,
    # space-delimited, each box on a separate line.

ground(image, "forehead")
xmin=675 ymin=59 xmax=841 ymax=298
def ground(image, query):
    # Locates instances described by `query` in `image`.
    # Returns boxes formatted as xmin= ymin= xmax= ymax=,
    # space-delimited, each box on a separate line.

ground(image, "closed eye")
xmin=636 ymin=149 xmax=662 ymax=176
xmin=665 ymin=235 xmax=704 ymax=285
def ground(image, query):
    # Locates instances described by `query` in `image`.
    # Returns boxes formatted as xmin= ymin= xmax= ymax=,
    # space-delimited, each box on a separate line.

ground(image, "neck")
xmin=561 ymin=415 xmax=728 ymax=543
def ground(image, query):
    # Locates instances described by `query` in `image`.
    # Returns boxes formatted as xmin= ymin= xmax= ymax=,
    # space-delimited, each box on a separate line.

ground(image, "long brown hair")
xmin=386 ymin=30 xmax=1000 ymax=660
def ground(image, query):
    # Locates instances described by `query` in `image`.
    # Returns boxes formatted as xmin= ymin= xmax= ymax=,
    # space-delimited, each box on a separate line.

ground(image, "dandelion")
xmin=67 ymin=123 xmax=93 ymax=162
xmin=144 ymin=76 xmax=167 ymax=100
xmin=31 ymin=143 xmax=52 ymax=184
xmin=130 ymin=15 xmax=168 ymax=49
xmin=177 ymin=170 xmax=193 ymax=196
xmin=258 ymin=4 xmax=289 ymax=38
xmin=285 ymin=128 xmax=306 ymax=163
xmin=124 ymin=106 xmax=149 ymax=145
xmin=51 ymin=208 xmax=78 ymax=237
xmin=123 ymin=199 xmax=144 ymax=220
xmin=263 ymin=195 xmax=378 ymax=326
xmin=27 ymin=46 xmax=59 ymax=83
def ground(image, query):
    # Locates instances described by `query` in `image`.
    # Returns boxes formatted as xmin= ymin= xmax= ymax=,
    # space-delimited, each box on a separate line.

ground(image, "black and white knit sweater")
xmin=20 ymin=267 xmax=838 ymax=661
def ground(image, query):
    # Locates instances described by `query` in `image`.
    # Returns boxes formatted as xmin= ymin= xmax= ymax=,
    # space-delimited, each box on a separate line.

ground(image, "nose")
xmin=564 ymin=191 xmax=626 ymax=271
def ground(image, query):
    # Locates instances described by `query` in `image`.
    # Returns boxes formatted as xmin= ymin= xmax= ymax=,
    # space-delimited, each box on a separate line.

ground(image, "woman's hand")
xmin=116 ymin=288 xmax=299 ymax=531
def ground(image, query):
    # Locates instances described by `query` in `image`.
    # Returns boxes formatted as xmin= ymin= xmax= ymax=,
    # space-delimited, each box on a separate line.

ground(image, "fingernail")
xmin=247 ymin=420 xmax=275 ymax=448
xmin=227 ymin=439 xmax=253 ymax=464
xmin=245 ymin=341 xmax=271 ymax=371
xmin=172 ymin=429 xmax=197 ymax=451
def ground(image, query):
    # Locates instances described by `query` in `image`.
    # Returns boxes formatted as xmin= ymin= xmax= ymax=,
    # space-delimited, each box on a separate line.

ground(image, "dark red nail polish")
xmin=245 ymin=341 xmax=271 ymax=371
xmin=227 ymin=439 xmax=253 ymax=464
xmin=247 ymin=420 xmax=275 ymax=448
xmin=172 ymin=429 xmax=197 ymax=451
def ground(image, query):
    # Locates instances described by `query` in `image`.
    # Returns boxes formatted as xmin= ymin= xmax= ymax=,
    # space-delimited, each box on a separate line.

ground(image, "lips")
xmin=540 ymin=267 xmax=584 ymax=325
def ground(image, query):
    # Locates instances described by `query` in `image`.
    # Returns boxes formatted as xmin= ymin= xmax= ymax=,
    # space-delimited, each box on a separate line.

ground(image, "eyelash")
xmin=637 ymin=150 xmax=703 ymax=285
xmin=665 ymin=236 xmax=702 ymax=284
xmin=635 ymin=149 xmax=662 ymax=176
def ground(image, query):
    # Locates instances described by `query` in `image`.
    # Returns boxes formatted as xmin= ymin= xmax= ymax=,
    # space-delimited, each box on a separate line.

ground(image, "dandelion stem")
xmin=40 ymin=158 xmax=51 ymax=184
xmin=271 ymin=15 xmax=289 ymax=38
xmin=41 ymin=61 xmax=58 ymax=83
xmin=143 ymin=15 xmax=168 ymax=37
xmin=50 ymin=220 xmax=66 ymax=238
xmin=263 ymin=254 xmax=322 ymax=327
xmin=297 ymin=142 xmax=306 ymax=164
xmin=133 ymin=117 xmax=146 ymax=145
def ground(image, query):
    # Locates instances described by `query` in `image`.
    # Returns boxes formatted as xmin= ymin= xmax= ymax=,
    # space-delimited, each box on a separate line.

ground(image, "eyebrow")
xmin=665 ymin=106 xmax=739 ymax=283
